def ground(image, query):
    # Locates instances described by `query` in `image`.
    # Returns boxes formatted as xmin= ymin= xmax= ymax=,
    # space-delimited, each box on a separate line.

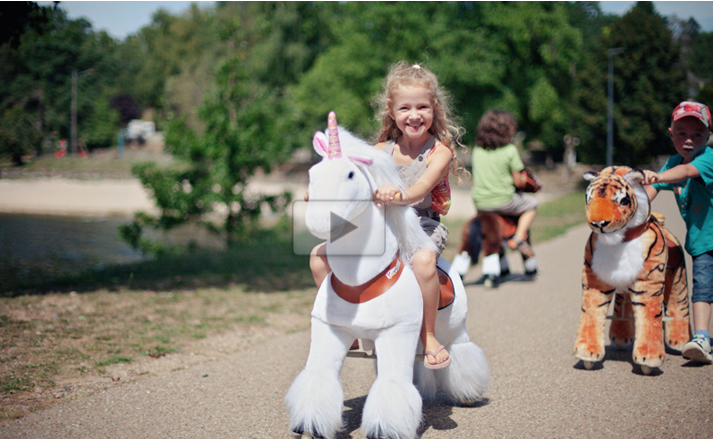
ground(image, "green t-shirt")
xmin=471 ymin=143 xmax=525 ymax=210
xmin=652 ymin=147 xmax=713 ymax=256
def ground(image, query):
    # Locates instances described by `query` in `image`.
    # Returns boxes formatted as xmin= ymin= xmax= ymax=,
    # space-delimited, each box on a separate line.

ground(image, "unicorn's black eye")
xmin=620 ymin=196 xmax=630 ymax=206
xmin=348 ymin=171 xmax=355 ymax=179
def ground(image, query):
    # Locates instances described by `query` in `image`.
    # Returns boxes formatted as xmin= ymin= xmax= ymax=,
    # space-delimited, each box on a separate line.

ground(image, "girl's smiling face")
xmin=669 ymin=116 xmax=710 ymax=163
xmin=388 ymin=85 xmax=434 ymax=142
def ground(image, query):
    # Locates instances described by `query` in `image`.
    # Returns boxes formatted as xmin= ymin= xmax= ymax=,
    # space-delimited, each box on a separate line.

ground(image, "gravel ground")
xmin=1 ymin=187 xmax=711 ymax=438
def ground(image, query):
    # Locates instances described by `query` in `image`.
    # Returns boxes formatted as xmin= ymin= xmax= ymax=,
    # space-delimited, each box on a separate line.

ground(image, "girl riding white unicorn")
xmin=286 ymin=111 xmax=489 ymax=439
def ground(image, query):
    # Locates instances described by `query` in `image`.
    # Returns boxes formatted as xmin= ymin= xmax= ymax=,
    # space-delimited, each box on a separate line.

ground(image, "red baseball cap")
xmin=672 ymin=101 xmax=711 ymax=128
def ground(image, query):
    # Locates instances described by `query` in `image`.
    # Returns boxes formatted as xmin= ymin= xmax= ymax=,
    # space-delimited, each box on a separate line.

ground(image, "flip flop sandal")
xmin=423 ymin=345 xmax=451 ymax=370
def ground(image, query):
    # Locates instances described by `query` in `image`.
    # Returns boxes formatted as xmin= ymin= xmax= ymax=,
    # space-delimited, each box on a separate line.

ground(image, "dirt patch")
xmin=0 ymin=287 xmax=313 ymax=421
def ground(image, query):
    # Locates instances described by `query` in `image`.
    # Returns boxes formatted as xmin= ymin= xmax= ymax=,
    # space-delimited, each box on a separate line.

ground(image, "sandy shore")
xmin=0 ymin=177 xmax=484 ymax=219
xmin=0 ymin=178 xmax=157 ymax=217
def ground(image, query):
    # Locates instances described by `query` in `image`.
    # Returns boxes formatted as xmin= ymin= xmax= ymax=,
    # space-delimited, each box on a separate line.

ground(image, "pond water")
xmin=0 ymin=213 xmax=146 ymax=291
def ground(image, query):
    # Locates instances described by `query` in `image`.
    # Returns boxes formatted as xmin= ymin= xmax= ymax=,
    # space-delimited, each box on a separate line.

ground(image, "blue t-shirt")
xmin=652 ymin=147 xmax=713 ymax=256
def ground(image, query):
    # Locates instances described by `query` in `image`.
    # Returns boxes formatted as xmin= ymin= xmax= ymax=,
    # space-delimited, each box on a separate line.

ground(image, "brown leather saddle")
xmin=437 ymin=266 xmax=455 ymax=310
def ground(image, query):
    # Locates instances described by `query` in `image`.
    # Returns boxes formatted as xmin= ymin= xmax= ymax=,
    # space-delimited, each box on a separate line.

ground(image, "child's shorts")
xmin=420 ymin=217 xmax=448 ymax=255
xmin=692 ymin=250 xmax=713 ymax=303
xmin=478 ymin=192 xmax=538 ymax=216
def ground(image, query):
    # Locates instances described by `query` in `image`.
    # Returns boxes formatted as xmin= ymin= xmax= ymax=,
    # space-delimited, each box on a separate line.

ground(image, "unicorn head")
xmin=305 ymin=112 xmax=436 ymax=266
xmin=307 ymin=112 xmax=376 ymax=240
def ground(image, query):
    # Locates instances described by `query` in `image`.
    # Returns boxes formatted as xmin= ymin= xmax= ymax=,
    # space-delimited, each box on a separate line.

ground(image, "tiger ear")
xmin=583 ymin=171 xmax=598 ymax=181
xmin=624 ymin=169 xmax=646 ymax=186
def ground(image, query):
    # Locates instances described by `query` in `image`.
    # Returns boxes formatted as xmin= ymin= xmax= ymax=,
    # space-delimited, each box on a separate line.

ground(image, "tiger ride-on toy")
xmin=573 ymin=166 xmax=691 ymax=375
xmin=451 ymin=211 xmax=538 ymax=288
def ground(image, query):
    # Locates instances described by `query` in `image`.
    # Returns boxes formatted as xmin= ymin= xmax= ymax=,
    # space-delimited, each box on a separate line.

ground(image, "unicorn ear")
xmin=313 ymin=131 xmax=329 ymax=157
xmin=348 ymin=155 xmax=373 ymax=166
xmin=583 ymin=171 xmax=598 ymax=181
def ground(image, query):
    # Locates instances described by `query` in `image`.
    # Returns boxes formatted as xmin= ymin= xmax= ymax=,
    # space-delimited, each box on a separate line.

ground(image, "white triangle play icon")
xmin=330 ymin=211 xmax=358 ymax=243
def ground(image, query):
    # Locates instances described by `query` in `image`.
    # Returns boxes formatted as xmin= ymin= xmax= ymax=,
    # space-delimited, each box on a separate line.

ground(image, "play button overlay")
xmin=292 ymin=200 xmax=386 ymax=256
xmin=330 ymin=212 xmax=357 ymax=243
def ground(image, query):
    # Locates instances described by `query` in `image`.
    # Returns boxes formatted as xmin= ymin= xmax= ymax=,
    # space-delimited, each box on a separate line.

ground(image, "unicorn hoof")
xmin=301 ymin=433 xmax=312 ymax=439
xmin=641 ymin=365 xmax=652 ymax=375
xmin=583 ymin=360 xmax=595 ymax=370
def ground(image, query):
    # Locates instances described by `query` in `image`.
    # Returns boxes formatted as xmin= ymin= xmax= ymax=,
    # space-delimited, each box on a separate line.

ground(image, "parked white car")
xmin=126 ymin=120 xmax=156 ymax=144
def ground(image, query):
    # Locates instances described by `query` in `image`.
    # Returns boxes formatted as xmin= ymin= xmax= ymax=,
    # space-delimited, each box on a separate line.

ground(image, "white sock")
xmin=482 ymin=254 xmax=501 ymax=276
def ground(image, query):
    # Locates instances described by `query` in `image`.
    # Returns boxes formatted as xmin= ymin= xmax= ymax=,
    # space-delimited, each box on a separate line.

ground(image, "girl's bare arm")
xmin=377 ymin=142 xmax=450 ymax=205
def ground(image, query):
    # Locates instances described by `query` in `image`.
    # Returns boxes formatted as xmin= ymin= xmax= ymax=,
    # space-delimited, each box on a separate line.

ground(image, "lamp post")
xmin=606 ymin=48 xmax=624 ymax=167
xmin=71 ymin=68 xmax=93 ymax=155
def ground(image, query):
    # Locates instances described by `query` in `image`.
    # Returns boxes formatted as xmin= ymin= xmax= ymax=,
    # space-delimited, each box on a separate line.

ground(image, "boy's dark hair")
xmin=475 ymin=109 xmax=517 ymax=150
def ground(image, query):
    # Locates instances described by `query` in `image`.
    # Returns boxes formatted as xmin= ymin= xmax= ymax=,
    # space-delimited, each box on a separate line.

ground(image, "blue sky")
xmin=40 ymin=1 xmax=713 ymax=40
xmin=38 ymin=1 xmax=216 ymax=40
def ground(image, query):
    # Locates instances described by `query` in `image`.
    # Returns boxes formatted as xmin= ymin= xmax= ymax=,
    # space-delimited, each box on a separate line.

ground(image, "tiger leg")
xmin=630 ymin=283 xmax=666 ymax=368
xmin=609 ymin=293 xmax=635 ymax=349
xmin=574 ymin=265 xmax=615 ymax=363
xmin=662 ymin=234 xmax=691 ymax=351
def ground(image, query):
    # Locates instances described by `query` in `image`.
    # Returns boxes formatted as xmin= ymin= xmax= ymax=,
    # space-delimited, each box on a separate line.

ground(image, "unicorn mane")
xmin=334 ymin=127 xmax=438 ymax=263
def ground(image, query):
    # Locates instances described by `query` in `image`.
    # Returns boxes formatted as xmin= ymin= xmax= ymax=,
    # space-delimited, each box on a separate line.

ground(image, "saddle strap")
xmin=331 ymin=255 xmax=403 ymax=304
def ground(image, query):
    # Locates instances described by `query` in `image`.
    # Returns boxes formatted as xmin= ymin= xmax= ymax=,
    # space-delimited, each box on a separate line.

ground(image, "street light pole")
xmin=607 ymin=48 xmax=624 ymax=167
xmin=71 ymin=69 xmax=93 ymax=155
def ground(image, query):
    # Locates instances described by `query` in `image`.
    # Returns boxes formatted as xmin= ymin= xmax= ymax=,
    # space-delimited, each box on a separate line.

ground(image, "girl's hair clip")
xmin=412 ymin=64 xmax=421 ymax=69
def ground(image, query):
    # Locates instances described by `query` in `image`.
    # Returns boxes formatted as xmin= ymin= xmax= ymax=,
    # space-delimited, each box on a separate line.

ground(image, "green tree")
xmin=0 ymin=105 xmax=42 ymax=165
xmin=572 ymin=2 xmax=686 ymax=165
xmin=293 ymin=2 xmax=582 ymax=152
xmin=83 ymin=89 xmax=121 ymax=148
xmin=566 ymin=2 xmax=617 ymax=164
xmin=686 ymin=23 xmax=713 ymax=101
xmin=606 ymin=2 xmax=685 ymax=165
xmin=1 ymin=4 xmax=125 ymax=154
xmin=119 ymin=3 xmax=337 ymax=252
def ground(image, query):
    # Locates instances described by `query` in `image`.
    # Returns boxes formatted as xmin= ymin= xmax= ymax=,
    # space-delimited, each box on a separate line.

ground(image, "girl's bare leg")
xmin=310 ymin=242 xmax=330 ymax=287
xmin=412 ymin=249 xmax=449 ymax=365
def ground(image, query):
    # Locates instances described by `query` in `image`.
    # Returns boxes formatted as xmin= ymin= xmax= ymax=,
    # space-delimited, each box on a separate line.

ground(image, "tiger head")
xmin=583 ymin=166 xmax=650 ymax=244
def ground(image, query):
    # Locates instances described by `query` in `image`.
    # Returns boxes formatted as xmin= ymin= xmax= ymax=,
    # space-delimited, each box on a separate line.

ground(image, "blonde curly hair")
xmin=373 ymin=61 xmax=469 ymax=182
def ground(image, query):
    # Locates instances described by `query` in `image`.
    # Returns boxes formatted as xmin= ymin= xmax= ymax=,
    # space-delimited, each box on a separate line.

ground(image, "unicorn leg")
xmin=285 ymin=318 xmax=352 ymax=439
xmin=361 ymin=325 xmax=422 ymax=439
xmin=435 ymin=338 xmax=490 ymax=405
xmin=414 ymin=325 xmax=489 ymax=404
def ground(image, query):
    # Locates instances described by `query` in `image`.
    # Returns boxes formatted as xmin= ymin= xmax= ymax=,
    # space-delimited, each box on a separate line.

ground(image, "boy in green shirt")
xmin=471 ymin=110 xmax=538 ymax=286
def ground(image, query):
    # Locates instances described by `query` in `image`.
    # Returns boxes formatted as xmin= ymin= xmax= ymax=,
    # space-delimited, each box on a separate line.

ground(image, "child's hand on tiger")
xmin=642 ymin=169 xmax=659 ymax=185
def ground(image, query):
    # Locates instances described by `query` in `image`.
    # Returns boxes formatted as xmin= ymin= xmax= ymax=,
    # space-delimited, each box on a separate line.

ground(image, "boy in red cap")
xmin=643 ymin=101 xmax=713 ymax=364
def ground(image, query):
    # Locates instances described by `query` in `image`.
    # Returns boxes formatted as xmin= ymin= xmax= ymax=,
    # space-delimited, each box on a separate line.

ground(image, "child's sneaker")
xmin=483 ymin=274 xmax=499 ymax=289
xmin=682 ymin=334 xmax=713 ymax=364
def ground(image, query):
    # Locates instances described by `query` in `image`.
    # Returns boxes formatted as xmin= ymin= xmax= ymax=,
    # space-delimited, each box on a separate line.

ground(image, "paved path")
xmin=2 ymin=193 xmax=712 ymax=438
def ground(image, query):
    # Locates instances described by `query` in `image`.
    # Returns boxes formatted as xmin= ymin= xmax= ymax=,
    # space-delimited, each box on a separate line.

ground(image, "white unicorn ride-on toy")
xmin=285 ymin=112 xmax=489 ymax=439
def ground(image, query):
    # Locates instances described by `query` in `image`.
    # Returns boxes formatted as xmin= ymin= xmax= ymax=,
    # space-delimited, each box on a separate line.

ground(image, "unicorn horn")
xmin=327 ymin=111 xmax=342 ymax=159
